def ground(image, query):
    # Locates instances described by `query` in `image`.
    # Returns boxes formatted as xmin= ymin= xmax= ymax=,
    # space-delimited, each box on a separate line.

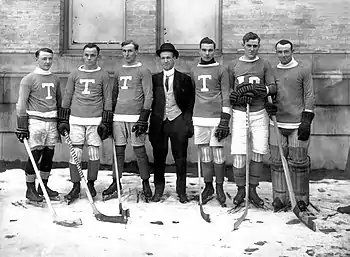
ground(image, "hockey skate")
xmin=64 ymin=182 xmax=81 ymax=205
xmin=37 ymin=180 xmax=60 ymax=201
xmin=216 ymin=183 xmax=226 ymax=207
xmin=87 ymin=180 xmax=97 ymax=198
xmin=25 ymin=182 xmax=44 ymax=207
xmin=102 ymin=179 xmax=121 ymax=201
xmin=228 ymin=186 xmax=246 ymax=214
xmin=201 ymin=182 xmax=215 ymax=205
xmin=249 ymin=185 xmax=264 ymax=209
xmin=272 ymin=197 xmax=291 ymax=212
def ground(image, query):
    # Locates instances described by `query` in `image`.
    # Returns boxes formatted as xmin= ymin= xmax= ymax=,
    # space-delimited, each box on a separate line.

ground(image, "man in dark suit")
xmin=149 ymin=43 xmax=195 ymax=203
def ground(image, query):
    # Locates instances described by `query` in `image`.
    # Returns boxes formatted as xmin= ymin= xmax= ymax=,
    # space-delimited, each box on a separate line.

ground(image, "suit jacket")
xmin=149 ymin=69 xmax=195 ymax=142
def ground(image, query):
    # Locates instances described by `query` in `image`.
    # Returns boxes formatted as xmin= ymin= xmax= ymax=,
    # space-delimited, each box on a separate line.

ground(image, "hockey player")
xmin=267 ymin=39 xmax=315 ymax=212
xmin=16 ymin=47 xmax=61 ymax=205
xmin=102 ymin=40 xmax=153 ymax=201
xmin=58 ymin=43 xmax=113 ymax=204
xmin=228 ymin=32 xmax=276 ymax=208
xmin=191 ymin=37 xmax=231 ymax=207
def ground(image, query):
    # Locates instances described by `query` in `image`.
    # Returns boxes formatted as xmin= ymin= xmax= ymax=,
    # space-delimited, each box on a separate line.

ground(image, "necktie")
xmin=165 ymin=76 xmax=169 ymax=91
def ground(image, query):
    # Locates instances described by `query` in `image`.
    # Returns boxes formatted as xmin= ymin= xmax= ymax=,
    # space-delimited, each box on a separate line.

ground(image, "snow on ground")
xmin=0 ymin=168 xmax=350 ymax=257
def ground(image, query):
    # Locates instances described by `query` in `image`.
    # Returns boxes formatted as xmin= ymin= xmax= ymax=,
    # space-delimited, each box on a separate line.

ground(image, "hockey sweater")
xmin=61 ymin=66 xmax=112 ymax=125
xmin=16 ymin=67 xmax=61 ymax=121
xmin=228 ymin=57 xmax=276 ymax=112
xmin=113 ymin=62 xmax=153 ymax=122
xmin=273 ymin=60 xmax=315 ymax=128
xmin=190 ymin=62 xmax=230 ymax=126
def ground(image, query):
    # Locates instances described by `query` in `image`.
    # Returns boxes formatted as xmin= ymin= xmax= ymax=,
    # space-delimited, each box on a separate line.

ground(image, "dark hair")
xmin=83 ymin=43 xmax=100 ymax=55
xmin=275 ymin=39 xmax=294 ymax=51
xmin=35 ymin=48 xmax=53 ymax=58
xmin=199 ymin=37 xmax=216 ymax=49
xmin=121 ymin=40 xmax=139 ymax=51
xmin=242 ymin=32 xmax=260 ymax=44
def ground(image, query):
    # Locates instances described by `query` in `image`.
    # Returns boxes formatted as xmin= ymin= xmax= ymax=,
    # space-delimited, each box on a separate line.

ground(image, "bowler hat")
xmin=156 ymin=43 xmax=179 ymax=58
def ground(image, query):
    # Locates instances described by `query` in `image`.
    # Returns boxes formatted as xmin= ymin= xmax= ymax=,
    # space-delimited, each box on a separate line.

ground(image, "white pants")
xmin=231 ymin=109 xmax=269 ymax=155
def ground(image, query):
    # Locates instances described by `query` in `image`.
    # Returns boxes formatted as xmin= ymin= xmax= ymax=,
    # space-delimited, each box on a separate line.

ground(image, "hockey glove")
xmin=251 ymin=81 xmax=268 ymax=97
xmin=298 ymin=111 xmax=315 ymax=141
xmin=132 ymin=109 xmax=151 ymax=137
xmin=236 ymin=82 xmax=255 ymax=96
xmin=215 ymin=112 xmax=231 ymax=142
xmin=237 ymin=92 xmax=254 ymax=105
xmin=264 ymin=102 xmax=277 ymax=116
xmin=15 ymin=116 xmax=29 ymax=143
xmin=57 ymin=108 xmax=70 ymax=136
xmin=97 ymin=110 xmax=114 ymax=140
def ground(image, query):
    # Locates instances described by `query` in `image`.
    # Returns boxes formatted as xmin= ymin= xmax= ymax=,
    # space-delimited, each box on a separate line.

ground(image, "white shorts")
xmin=28 ymin=118 xmax=60 ymax=149
xmin=231 ymin=109 xmax=269 ymax=155
xmin=70 ymin=124 xmax=101 ymax=147
xmin=194 ymin=125 xmax=225 ymax=147
xmin=113 ymin=121 xmax=146 ymax=147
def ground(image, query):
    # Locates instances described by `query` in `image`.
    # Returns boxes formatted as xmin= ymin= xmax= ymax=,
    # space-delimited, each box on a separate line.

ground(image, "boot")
xmin=64 ymin=182 xmax=80 ymax=204
xmin=233 ymin=186 xmax=245 ymax=206
xmin=87 ymin=180 xmax=96 ymax=198
xmin=37 ymin=179 xmax=59 ymax=198
xmin=249 ymin=184 xmax=264 ymax=208
xmin=152 ymin=183 xmax=165 ymax=202
xmin=26 ymin=182 xmax=44 ymax=202
xmin=142 ymin=179 xmax=152 ymax=198
xmin=216 ymin=183 xmax=226 ymax=207
xmin=201 ymin=182 xmax=214 ymax=204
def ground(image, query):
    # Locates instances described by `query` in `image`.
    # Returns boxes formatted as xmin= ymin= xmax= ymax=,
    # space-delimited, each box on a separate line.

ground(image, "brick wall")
xmin=222 ymin=0 xmax=350 ymax=53
xmin=1 ymin=0 xmax=350 ymax=170
xmin=0 ymin=0 xmax=61 ymax=52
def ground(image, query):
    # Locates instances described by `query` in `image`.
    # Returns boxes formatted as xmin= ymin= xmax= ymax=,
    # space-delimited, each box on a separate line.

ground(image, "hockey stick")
xmin=233 ymin=103 xmax=250 ymax=230
xmin=64 ymin=131 xmax=127 ymax=224
xmin=197 ymin=147 xmax=211 ymax=223
xmin=23 ymin=139 xmax=82 ymax=228
xmin=268 ymin=96 xmax=316 ymax=231
xmin=112 ymin=138 xmax=130 ymax=219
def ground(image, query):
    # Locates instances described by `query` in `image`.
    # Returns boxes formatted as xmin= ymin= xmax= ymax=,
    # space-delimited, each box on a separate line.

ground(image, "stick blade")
xmin=54 ymin=218 xmax=83 ymax=228
xmin=95 ymin=213 xmax=128 ymax=224
xmin=200 ymin=205 xmax=211 ymax=223
xmin=292 ymin=206 xmax=317 ymax=231
xmin=119 ymin=203 xmax=130 ymax=218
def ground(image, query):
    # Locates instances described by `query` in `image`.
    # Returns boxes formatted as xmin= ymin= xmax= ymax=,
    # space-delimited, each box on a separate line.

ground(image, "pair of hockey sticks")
xmin=197 ymin=105 xmax=251 ymax=226
xmin=23 ymin=139 xmax=82 ymax=228
xmin=63 ymin=131 xmax=128 ymax=224
xmin=267 ymin=97 xmax=316 ymax=231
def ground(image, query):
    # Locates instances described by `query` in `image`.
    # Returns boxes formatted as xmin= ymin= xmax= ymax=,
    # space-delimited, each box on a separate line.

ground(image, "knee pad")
xmin=288 ymin=147 xmax=308 ymax=163
xmin=212 ymin=147 xmax=225 ymax=164
xmin=69 ymin=147 xmax=82 ymax=164
xmin=233 ymin=154 xmax=245 ymax=169
xmin=200 ymin=145 xmax=212 ymax=163
xmin=88 ymin=146 xmax=100 ymax=161
xmin=39 ymin=147 xmax=55 ymax=172
xmin=25 ymin=149 xmax=43 ymax=175
xmin=251 ymin=152 xmax=263 ymax=162
xmin=289 ymin=157 xmax=310 ymax=205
